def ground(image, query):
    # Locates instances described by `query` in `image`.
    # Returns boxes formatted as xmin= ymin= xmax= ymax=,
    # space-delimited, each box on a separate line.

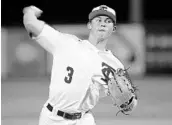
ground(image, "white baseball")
xmin=30 ymin=6 xmax=43 ymax=17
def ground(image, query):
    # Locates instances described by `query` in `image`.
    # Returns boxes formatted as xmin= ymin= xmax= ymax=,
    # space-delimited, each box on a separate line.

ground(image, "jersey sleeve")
xmin=31 ymin=24 xmax=78 ymax=54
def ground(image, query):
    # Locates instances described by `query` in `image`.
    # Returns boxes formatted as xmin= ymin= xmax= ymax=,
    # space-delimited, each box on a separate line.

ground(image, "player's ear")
xmin=87 ymin=22 xmax=92 ymax=30
xmin=113 ymin=26 xmax=116 ymax=32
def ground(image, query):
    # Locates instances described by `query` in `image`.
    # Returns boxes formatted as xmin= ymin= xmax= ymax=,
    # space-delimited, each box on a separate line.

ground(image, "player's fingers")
xmin=30 ymin=6 xmax=43 ymax=17
xmin=30 ymin=6 xmax=43 ymax=14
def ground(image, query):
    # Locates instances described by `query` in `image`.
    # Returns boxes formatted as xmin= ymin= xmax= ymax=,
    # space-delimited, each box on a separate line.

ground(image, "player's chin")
xmin=97 ymin=34 xmax=108 ymax=42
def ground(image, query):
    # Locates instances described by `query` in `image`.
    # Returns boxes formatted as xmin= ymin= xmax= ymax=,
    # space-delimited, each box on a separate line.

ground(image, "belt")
xmin=46 ymin=103 xmax=82 ymax=120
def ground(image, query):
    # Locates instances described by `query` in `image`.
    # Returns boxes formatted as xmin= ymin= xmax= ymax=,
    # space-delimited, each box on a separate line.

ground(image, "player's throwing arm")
xmin=23 ymin=6 xmax=59 ymax=54
xmin=23 ymin=6 xmax=44 ymax=37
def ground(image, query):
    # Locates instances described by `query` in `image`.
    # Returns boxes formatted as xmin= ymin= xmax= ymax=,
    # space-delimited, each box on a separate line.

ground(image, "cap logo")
xmin=99 ymin=5 xmax=108 ymax=11
xmin=92 ymin=5 xmax=116 ymax=16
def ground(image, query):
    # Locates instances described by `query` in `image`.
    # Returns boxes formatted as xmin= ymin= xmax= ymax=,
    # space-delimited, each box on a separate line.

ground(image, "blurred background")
xmin=1 ymin=0 xmax=172 ymax=125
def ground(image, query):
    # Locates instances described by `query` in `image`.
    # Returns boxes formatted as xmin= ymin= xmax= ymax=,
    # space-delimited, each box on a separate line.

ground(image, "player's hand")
xmin=23 ymin=6 xmax=43 ymax=18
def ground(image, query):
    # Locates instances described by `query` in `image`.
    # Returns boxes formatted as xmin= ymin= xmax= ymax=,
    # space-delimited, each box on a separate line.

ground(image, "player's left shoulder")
xmin=109 ymin=50 xmax=125 ymax=69
xmin=108 ymin=50 xmax=119 ymax=60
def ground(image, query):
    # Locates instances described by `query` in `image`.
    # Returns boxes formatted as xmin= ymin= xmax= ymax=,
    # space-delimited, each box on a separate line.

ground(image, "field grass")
xmin=2 ymin=76 xmax=172 ymax=125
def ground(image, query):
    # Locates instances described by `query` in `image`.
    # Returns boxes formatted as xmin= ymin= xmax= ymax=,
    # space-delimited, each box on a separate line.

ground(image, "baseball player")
xmin=23 ymin=5 xmax=137 ymax=125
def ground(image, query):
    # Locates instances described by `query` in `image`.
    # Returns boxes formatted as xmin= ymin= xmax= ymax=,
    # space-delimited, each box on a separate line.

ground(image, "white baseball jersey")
xmin=33 ymin=24 xmax=124 ymax=115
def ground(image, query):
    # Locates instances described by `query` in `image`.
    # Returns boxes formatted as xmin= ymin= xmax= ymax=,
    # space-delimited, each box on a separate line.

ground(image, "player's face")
xmin=89 ymin=16 xmax=114 ymax=40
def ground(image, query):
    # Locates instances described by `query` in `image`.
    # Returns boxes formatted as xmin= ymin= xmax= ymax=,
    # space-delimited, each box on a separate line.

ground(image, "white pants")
xmin=38 ymin=106 xmax=96 ymax=125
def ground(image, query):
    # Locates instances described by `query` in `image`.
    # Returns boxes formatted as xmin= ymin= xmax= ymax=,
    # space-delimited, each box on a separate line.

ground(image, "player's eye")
xmin=93 ymin=17 xmax=101 ymax=22
xmin=96 ymin=19 xmax=101 ymax=22
xmin=106 ymin=19 xmax=113 ymax=24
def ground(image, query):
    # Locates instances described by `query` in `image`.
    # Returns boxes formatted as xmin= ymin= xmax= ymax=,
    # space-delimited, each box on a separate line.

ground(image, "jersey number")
xmin=64 ymin=66 xmax=74 ymax=84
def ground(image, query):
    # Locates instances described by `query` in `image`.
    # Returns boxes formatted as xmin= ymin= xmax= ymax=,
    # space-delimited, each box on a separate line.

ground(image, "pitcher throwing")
xmin=23 ymin=5 xmax=138 ymax=125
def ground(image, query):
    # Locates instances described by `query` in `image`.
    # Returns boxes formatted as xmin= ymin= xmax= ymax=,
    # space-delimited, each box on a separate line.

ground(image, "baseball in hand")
xmin=30 ymin=6 xmax=43 ymax=16
xmin=23 ymin=6 xmax=43 ymax=17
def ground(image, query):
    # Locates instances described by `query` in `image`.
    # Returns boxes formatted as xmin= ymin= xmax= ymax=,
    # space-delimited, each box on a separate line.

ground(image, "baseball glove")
xmin=102 ymin=68 xmax=138 ymax=115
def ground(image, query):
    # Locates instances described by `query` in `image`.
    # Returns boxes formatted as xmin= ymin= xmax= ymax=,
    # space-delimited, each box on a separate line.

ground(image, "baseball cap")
xmin=89 ymin=5 xmax=116 ymax=24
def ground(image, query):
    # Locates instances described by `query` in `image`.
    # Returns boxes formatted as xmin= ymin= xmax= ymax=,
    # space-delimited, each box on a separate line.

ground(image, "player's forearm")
xmin=23 ymin=9 xmax=44 ymax=37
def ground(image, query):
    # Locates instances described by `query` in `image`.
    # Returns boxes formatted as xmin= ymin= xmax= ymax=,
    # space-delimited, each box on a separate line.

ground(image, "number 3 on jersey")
xmin=64 ymin=66 xmax=74 ymax=84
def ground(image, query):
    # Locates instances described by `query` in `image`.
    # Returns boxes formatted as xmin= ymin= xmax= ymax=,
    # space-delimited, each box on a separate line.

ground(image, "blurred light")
xmin=15 ymin=43 xmax=38 ymax=63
